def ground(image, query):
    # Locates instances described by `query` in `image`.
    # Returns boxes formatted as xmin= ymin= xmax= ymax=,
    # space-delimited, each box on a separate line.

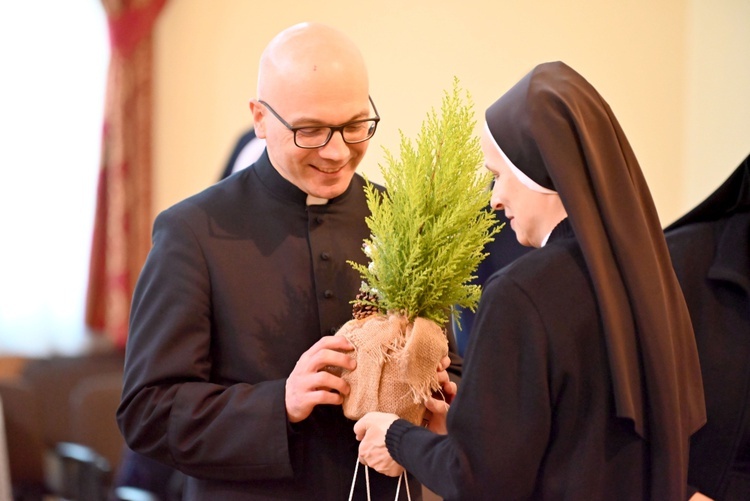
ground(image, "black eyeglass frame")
xmin=257 ymin=96 xmax=380 ymax=149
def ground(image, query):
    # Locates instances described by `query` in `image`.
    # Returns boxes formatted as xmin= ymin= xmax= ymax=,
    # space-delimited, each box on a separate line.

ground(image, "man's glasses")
xmin=258 ymin=96 xmax=380 ymax=149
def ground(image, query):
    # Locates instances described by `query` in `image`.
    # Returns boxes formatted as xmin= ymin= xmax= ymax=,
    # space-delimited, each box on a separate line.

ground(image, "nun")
xmin=354 ymin=61 xmax=706 ymax=500
xmin=665 ymin=154 xmax=750 ymax=500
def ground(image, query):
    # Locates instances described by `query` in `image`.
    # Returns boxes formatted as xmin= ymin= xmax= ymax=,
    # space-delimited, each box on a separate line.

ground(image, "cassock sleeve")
xmin=117 ymin=208 xmax=295 ymax=481
xmin=385 ymin=272 xmax=551 ymax=500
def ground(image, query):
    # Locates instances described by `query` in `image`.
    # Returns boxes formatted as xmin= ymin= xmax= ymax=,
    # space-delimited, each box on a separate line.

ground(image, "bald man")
xmin=117 ymin=23 xmax=460 ymax=500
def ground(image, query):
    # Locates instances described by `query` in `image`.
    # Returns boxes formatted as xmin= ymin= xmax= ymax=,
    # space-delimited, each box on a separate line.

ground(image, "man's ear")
xmin=249 ymin=100 xmax=267 ymax=138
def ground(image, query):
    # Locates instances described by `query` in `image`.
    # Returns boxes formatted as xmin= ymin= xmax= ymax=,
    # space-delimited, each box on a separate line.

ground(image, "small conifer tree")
xmin=350 ymin=79 xmax=499 ymax=327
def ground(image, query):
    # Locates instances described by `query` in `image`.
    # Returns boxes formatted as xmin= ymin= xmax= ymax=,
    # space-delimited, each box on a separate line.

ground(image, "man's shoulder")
xmin=175 ymin=169 xmax=254 ymax=208
xmin=156 ymin=171 xmax=256 ymax=229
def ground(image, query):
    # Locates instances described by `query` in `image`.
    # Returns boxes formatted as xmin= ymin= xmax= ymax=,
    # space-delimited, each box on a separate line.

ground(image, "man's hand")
xmin=354 ymin=412 xmax=403 ymax=477
xmin=421 ymin=355 xmax=457 ymax=434
xmin=285 ymin=336 xmax=356 ymax=423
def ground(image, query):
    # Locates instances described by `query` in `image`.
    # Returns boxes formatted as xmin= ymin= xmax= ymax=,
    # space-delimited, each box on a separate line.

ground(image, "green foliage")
xmin=350 ymin=78 xmax=500 ymax=326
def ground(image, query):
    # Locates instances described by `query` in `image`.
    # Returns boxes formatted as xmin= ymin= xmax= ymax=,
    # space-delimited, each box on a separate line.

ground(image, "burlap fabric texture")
xmin=332 ymin=313 xmax=448 ymax=425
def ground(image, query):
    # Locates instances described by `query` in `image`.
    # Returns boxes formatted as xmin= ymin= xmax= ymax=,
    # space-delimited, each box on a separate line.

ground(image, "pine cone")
xmin=353 ymin=291 xmax=380 ymax=320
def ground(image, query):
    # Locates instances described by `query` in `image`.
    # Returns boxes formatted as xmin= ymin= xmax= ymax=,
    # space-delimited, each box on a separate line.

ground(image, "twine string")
xmin=348 ymin=458 xmax=411 ymax=501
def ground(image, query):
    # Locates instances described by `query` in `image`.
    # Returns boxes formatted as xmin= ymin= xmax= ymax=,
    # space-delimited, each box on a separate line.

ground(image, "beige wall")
xmin=684 ymin=0 xmax=750 ymax=213
xmin=153 ymin=0 xmax=750 ymax=225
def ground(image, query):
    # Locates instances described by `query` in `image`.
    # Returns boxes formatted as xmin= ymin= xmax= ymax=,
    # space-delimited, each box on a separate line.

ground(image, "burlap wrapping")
xmin=332 ymin=313 xmax=448 ymax=425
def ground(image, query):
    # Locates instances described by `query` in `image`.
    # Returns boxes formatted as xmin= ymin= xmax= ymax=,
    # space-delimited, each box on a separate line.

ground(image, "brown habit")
xmin=485 ymin=61 xmax=706 ymax=499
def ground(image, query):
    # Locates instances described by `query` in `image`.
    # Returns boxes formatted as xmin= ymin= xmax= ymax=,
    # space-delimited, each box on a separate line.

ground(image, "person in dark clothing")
xmin=110 ymin=447 xmax=183 ymax=501
xmin=111 ymin=125 xmax=267 ymax=501
xmin=355 ymin=61 xmax=706 ymax=500
xmin=452 ymin=211 xmax=531 ymax=355
xmin=117 ymin=22 xmax=460 ymax=500
xmin=665 ymin=154 xmax=750 ymax=501
xmin=219 ymin=128 xmax=266 ymax=179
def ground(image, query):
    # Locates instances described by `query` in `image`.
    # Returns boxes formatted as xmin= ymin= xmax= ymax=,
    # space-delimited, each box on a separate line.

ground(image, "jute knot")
xmin=332 ymin=312 xmax=448 ymax=425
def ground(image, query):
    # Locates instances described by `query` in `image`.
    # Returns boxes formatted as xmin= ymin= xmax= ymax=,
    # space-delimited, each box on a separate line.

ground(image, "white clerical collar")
xmin=541 ymin=230 xmax=553 ymax=247
xmin=306 ymin=195 xmax=329 ymax=206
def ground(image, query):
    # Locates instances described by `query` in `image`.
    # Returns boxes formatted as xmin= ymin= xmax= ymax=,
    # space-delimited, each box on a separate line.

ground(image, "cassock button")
xmin=329 ymin=327 xmax=338 ymax=335
xmin=321 ymin=252 xmax=330 ymax=260
xmin=324 ymin=290 xmax=334 ymax=298
xmin=316 ymin=216 xmax=324 ymax=224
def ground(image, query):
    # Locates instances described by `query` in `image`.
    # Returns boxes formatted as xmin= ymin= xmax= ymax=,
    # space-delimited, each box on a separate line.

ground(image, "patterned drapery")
xmin=86 ymin=0 xmax=168 ymax=348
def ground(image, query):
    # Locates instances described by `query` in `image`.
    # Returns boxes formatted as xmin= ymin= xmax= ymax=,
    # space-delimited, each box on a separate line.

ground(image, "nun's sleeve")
xmin=385 ymin=273 xmax=551 ymax=500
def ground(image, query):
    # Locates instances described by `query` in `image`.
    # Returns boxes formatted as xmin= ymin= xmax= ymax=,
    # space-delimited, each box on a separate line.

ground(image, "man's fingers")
xmin=289 ymin=371 xmax=351 ymax=401
xmin=438 ymin=355 xmax=450 ymax=371
xmin=311 ymin=334 xmax=354 ymax=351
xmin=442 ymin=380 xmax=457 ymax=397
xmin=314 ymin=350 xmax=356 ymax=372
xmin=308 ymin=388 xmax=345 ymax=407
xmin=425 ymin=396 xmax=449 ymax=414
xmin=435 ymin=369 xmax=450 ymax=386
xmin=300 ymin=337 xmax=356 ymax=372
xmin=433 ymin=369 xmax=457 ymax=398
xmin=286 ymin=336 xmax=357 ymax=423
xmin=309 ymin=371 xmax=351 ymax=395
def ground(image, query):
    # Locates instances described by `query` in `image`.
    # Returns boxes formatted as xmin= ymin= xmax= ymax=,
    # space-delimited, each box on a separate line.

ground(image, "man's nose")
xmin=318 ymin=130 xmax=349 ymax=160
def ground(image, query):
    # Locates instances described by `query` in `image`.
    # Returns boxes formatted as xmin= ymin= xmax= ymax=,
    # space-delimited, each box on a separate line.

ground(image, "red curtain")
xmin=86 ymin=0 xmax=168 ymax=348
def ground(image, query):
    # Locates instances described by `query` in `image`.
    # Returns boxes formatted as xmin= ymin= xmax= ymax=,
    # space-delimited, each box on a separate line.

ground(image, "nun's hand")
xmin=354 ymin=412 xmax=403 ymax=477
